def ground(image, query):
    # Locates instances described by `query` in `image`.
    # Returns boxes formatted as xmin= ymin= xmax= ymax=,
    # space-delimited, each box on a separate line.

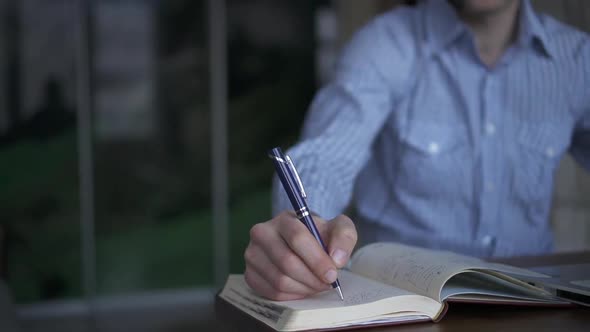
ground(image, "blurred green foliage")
xmin=3 ymin=132 xmax=268 ymax=302
xmin=1 ymin=0 xmax=317 ymax=304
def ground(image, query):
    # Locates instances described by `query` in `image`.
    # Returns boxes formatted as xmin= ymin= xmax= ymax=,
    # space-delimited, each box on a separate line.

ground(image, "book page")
xmin=349 ymin=242 xmax=548 ymax=301
xmin=221 ymin=270 xmax=418 ymax=312
xmin=220 ymin=271 xmax=442 ymax=331
xmin=441 ymin=271 xmax=561 ymax=302
xmin=285 ymin=270 xmax=417 ymax=310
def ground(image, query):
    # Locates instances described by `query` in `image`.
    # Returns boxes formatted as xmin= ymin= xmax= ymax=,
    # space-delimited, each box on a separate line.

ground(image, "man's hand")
xmin=244 ymin=211 xmax=357 ymax=301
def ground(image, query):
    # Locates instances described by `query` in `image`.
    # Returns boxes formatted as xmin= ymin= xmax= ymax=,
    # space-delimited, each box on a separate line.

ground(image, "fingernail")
xmin=324 ymin=269 xmax=337 ymax=283
xmin=331 ymin=249 xmax=348 ymax=267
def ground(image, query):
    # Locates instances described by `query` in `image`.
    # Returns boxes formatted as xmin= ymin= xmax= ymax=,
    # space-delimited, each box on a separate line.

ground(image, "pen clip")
xmin=268 ymin=153 xmax=286 ymax=163
xmin=285 ymin=155 xmax=307 ymax=199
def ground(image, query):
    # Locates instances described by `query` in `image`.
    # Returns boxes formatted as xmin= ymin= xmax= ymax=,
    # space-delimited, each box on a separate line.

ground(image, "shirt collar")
xmin=517 ymin=0 xmax=554 ymax=58
xmin=424 ymin=0 xmax=554 ymax=58
xmin=424 ymin=0 xmax=466 ymax=55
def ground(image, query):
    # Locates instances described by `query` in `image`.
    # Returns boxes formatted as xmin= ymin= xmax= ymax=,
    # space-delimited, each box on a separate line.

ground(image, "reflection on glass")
xmin=226 ymin=1 xmax=319 ymax=273
xmin=3 ymin=0 xmax=328 ymax=304
xmin=94 ymin=0 xmax=213 ymax=294
xmin=2 ymin=0 xmax=81 ymax=303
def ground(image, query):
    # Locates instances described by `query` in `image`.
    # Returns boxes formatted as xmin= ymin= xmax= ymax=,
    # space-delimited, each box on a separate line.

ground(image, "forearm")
xmin=272 ymin=11 xmax=415 ymax=218
xmin=272 ymin=84 xmax=392 ymax=219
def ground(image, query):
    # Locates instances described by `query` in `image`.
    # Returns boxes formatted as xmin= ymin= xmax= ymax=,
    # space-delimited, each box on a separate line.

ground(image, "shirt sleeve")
xmin=272 ymin=13 xmax=416 ymax=219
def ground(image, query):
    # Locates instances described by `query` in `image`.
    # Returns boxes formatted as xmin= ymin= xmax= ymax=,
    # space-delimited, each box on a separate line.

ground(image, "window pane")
xmin=227 ymin=1 xmax=318 ymax=273
xmin=93 ymin=0 xmax=213 ymax=294
xmin=1 ymin=0 xmax=81 ymax=303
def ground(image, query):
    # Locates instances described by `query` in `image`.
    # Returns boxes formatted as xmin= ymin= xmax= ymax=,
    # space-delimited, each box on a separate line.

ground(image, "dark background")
xmin=1 ymin=0 xmax=589 ymax=311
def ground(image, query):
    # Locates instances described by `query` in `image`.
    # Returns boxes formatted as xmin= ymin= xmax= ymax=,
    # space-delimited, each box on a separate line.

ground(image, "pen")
xmin=268 ymin=147 xmax=344 ymax=301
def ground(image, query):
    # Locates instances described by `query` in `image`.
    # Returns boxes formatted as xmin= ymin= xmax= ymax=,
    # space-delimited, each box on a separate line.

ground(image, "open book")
xmin=219 ymin=242 xmax=571 ymax=331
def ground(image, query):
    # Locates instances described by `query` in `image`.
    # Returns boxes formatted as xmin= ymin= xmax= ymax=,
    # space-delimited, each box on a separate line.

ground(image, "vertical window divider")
xmin=209 ymin=0 xmax=230 ymax=289
xmin=74 ymin=0 xmax=98 ymax=328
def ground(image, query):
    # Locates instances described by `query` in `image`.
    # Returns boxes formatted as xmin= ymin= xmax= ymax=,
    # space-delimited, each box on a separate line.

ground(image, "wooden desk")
xmin=215 ymin=252 xmax=590 ymax=332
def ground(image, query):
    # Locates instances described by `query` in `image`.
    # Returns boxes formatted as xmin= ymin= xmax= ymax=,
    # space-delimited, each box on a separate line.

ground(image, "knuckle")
xmin=288 ymin=231 xmax=309 ymax=249
xmin=244 ymin=268 xmax=255 ymax=288
xmin=268 ymin=291 xmax=283 ymax=301
xmin=339 ymin=227 xmax=358 ymax=243
xmin=278 ymin=210 xmax=291 ymax=219
xmin=278 ymin=210 xmax=296 ymax=219
xmin=277 ymin=251 xmax=298 ymax=272
xmin=312 ymin=278 xmax=330 ymax=290
xmin=249 ymin=223 xmax=267 ymax=242
xmin=272 ymin=274 xmax=291 ymax=292
xmin=275 ymin=212 xmax=295 ymax=230
xmin=337 ymin=215 xmax=354 ymax=226
xmin=313 ymin=215 xmax=327 ymax=228
xmin=243 ymin=245 xmax=256 ymax=265
xmin=312 ymin=257 xmax=333 ymax=275
xmin=334 ymin=217 xmax=357 ymax=241
xmin=339 ymin=214 xmax=354 ymax=223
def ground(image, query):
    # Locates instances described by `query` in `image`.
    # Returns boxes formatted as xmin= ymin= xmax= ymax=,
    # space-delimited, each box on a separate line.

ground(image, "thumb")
xmin=326 ymin=215 xmax=358 ymax=268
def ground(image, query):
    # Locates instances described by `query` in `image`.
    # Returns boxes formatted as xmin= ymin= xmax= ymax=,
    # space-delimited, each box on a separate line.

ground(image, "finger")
xmin=244 ymin=243 xmax=320 ymax=296
xmin=244 ymin=267 xmax=304 ymax=301
xmin=283 ymin=211 xmax=330 ymax=237
xmin=250 ymin=219 xmax=329 ymax=291
xmin=326 ymin=215 xmax=358 ymax=268
xmin=274 ymin=213 xmax=339 ymax=285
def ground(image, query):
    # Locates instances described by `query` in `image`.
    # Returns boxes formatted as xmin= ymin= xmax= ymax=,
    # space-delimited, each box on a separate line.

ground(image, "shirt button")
xmin=481 ymin=235 xmax=495 ymax=247
xmin=545 ymin=147 xmax=555 ymax=158
xmin=485 ymin=123 xmax=496 ymax=135
xmin=428 ymin=142 xmax=440 ymax=154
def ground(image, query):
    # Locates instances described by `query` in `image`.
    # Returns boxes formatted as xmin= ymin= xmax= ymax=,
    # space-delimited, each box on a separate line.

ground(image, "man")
xmin=244 ymin=0 xmax=590 ymax=301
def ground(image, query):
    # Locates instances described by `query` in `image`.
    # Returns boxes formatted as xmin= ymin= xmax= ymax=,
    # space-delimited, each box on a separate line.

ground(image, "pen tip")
xmin=336 ymin=286 xmax=344 ymax=301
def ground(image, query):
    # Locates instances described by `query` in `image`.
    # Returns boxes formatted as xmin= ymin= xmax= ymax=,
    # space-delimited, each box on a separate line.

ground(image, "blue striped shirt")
xmin=273 ymin=0 xmax=590 ymax=257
